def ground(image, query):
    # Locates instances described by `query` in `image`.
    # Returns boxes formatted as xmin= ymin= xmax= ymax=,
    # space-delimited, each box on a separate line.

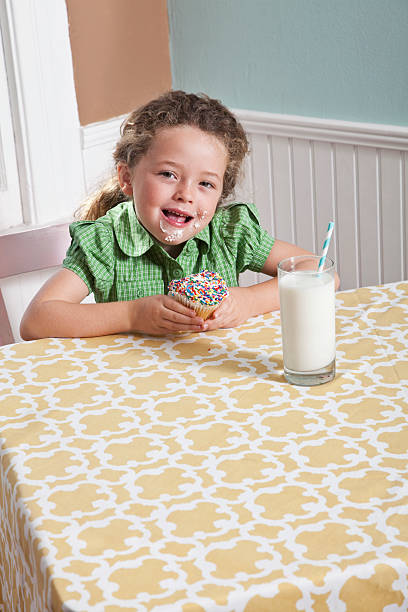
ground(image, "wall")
xmin=168 ymin=0 xmax=408 ymax=126
xmin=66 ymin=0 xmax=171 ymax=125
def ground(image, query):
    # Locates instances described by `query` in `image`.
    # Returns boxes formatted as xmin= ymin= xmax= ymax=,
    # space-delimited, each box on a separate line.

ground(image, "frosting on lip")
xmin=159 ymin=208 xmax=209 ymax=242
xmin=159 ymin=219 xmax=183 ymax=242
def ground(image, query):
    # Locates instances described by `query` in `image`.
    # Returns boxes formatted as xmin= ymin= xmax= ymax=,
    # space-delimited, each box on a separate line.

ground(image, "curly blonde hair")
xmin=79 ymin=90 xmax=249 ymax=220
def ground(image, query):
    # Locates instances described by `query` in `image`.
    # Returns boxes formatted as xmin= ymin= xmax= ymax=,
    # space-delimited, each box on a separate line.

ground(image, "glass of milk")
xmin=278 ymin=255 xmax=336 ymax=386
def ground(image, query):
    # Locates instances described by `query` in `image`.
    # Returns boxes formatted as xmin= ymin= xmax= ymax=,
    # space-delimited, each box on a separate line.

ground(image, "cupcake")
xmin=168 ymin=270 xmax=229 ymax=320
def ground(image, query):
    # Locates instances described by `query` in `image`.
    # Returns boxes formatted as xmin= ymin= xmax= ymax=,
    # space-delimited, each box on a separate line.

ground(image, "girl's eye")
xmin=200 ymin=181 xmax=214 ymax=189
xmin=159 ymin=171 xmax=176 ymax=179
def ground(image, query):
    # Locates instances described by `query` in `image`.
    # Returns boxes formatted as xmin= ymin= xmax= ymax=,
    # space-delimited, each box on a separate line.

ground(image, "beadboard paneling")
xmin=49 ymin=110 xmax=408 ymax=292
xmin=237 ymin=112 xmax=408 ymax=290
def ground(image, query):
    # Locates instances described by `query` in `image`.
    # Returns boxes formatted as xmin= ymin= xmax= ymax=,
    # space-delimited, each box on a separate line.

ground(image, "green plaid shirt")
xmin=63 ymin=201 xmax=275 ymax=302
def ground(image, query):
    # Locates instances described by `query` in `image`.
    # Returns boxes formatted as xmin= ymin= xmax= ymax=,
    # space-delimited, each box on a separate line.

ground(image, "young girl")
xmin=20 ymin=90 xmax=315 ymax=340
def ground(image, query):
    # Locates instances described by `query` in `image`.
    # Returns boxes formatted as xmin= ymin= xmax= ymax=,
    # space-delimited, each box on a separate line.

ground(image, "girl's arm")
xmin=20 ymin=268 xmax=206 ymax=340
xmin=205 ymin=240 xmax=340 ymax=330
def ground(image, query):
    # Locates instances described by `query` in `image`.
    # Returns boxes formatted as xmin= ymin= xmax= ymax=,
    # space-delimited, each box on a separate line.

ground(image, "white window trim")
xmin=0 ymin=0 xmax=85 ymax=231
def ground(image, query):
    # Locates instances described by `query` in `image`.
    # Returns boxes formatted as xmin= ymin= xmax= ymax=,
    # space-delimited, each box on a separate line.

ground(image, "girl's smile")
xmin=118 ymin=125 xmax=228 ymax=254
xmin=161 ymin=207 xmax=194 ymax=227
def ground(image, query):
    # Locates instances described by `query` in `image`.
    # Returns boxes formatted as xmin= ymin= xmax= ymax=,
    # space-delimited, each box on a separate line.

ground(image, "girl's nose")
xmin=174 ymin=181 xmax=193 ymax=203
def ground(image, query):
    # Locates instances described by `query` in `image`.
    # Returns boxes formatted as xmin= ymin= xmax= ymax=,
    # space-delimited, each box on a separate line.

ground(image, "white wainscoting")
xmin=81 ymin=109 xmax=408 ymax=291
xmin=237 ymin=111 xmax=408 ymax=290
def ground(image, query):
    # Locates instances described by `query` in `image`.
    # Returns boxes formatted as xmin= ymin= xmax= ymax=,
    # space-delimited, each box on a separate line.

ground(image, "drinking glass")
xmin=278 ymin=255 xmax=336 ymax=386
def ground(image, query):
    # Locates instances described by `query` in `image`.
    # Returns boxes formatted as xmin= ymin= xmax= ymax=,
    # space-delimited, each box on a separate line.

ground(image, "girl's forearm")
xmin=20 ymin=300 xmax=134 ymax=340
xmin=242 ymin=277 xmax=280 ymax=318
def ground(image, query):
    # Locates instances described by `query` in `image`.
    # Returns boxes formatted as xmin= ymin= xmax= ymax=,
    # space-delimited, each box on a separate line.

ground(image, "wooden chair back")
xmin=0 ymin=223 xmax=71 ymax=345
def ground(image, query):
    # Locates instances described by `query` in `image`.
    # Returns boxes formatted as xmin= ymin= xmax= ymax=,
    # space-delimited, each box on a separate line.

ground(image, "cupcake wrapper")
xmin=171 ymin=293 xmax=221 ymax=320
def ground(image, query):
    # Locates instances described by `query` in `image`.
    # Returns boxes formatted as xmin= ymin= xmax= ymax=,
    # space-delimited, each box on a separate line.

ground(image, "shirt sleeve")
xmin=218 ymin=202 xmax=275 ymax=273
xmin=63 ymin=220 xmax=115 ymax=296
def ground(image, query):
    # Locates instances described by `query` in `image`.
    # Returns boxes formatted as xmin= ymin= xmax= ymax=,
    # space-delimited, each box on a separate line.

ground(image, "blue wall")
xmin=168 ymin=0 xmax=408 ymax=126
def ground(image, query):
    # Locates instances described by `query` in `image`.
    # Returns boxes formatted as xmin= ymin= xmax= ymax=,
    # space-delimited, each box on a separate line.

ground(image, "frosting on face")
xmin=159 ymin=208 xmax=210 ymax=243
xmin=159 ymin=219 xmax=184 ymax=242
xmin=193 ymin=210 xmax=208 ymax=230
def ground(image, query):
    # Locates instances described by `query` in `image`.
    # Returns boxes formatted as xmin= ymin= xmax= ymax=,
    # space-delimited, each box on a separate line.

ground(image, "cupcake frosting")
xmin=168 ymin=270 xmax=229 ymax=306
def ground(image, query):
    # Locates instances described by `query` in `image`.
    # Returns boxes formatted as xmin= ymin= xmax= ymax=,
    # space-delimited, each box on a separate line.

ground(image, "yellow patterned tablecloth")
xmin=1 ymin=282 xmax=408 ymax=611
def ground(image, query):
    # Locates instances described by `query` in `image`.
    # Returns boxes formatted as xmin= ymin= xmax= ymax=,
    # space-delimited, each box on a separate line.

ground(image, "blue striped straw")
xmin=318 ymin=222 xmax=334 ymax=272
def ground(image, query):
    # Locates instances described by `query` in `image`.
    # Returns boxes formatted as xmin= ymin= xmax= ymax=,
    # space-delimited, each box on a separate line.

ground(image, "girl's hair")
xmin=79 ymin=90 xmax=249 ymax=220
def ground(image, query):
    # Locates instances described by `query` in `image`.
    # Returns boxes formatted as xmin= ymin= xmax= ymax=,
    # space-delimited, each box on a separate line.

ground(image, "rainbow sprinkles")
xmin=168 ymin=270 xmax=229 ymax=319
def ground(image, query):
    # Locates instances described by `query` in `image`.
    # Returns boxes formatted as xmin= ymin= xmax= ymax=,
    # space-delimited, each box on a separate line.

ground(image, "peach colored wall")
xmin=66 ymin=0 xmax=172 ymax=126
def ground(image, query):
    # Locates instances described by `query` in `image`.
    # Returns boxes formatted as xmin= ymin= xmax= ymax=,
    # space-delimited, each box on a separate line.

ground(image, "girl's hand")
xmin=204 ymin=287 xmax=254 ymax=331
xmin=131 ymin=295 xmax=207 ymax=335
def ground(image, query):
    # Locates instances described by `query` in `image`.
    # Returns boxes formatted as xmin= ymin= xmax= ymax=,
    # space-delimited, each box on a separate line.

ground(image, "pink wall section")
xmin=66 ymin=0 xmax=172 ymax=126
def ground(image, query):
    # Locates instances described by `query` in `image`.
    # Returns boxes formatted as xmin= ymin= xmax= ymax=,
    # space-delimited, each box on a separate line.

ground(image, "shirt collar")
xmin=112 ymin=201 xmax=153 ymax=256
xmin=194 ymin=224 xmax=210 ymax=250
xmin=112 ymin=200 xmax=210 ymax=256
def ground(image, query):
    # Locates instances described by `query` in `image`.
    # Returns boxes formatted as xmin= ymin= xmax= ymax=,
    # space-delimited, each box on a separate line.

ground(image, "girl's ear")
xmin=117 ymin=163 xmax=133 ymax=196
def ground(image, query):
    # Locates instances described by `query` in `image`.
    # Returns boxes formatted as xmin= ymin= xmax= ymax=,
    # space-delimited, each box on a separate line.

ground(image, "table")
xmin=1 ymin=282 xmax=407 ymax=611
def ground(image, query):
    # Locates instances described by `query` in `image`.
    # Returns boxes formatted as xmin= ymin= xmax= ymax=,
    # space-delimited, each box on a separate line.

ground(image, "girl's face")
xmin=118 ymin=125 xmax=227 ymax=255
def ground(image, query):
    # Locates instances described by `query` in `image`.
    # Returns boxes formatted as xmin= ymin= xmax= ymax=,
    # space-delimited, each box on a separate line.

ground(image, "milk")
xmin=279 ymin=271 xmax=335 ymax=372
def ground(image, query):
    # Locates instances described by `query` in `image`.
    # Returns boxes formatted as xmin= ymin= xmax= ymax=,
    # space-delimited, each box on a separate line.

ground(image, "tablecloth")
xmin=1 ymin=282 xmax=407 ymax=611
